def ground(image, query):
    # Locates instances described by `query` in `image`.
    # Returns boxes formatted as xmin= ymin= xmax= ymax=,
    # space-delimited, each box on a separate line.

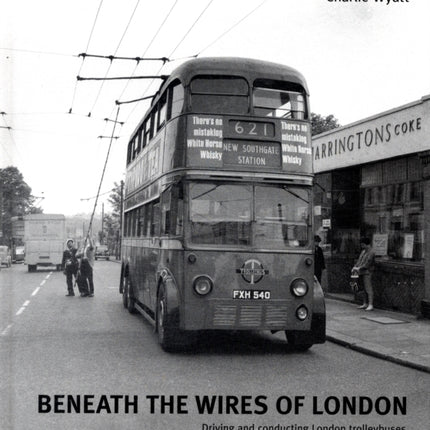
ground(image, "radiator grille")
xmin=212 ymin=302 xmax=288 ymax=329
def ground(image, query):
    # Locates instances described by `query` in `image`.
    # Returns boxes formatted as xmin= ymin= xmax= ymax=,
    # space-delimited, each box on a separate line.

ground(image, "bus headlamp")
xmin=193 ymin=276 xmax=213 ymax=296
xmin=290 ymin=278 xmax=309 ymax=297
xmin=296 ymin=305 xmax=308 ymax=321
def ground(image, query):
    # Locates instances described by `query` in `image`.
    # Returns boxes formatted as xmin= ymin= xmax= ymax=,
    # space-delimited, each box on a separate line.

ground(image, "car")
xmin=13 ymin=246 xmax=25 ymax=263
xmin=95 ymin=245 xmax=110 ymax=260
xmin=0 ymin=246 xmax=12 ymax=267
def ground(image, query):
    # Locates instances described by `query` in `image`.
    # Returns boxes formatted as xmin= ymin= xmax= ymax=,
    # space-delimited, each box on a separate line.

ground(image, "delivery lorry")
xmin=24 ymin=214 xmax=66 ymax=272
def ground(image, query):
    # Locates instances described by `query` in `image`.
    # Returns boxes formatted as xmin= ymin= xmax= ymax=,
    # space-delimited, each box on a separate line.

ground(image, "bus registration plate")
xmin=233 ymin=290 xmax=271 ymax=300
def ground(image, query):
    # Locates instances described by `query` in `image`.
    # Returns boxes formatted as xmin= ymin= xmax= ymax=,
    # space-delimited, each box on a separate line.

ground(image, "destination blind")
xmin=186 ymin=115 xmax=312 ymax=173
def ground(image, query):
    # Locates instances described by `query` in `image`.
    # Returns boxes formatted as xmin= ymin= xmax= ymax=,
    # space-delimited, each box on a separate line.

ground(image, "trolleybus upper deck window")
xmin=190 ymin=76 xmax=249 ymax=114
xmin=253 ymin=86 xmax=306 ymax=119
xmin=168 ymin=81 xmax=185 ymax=120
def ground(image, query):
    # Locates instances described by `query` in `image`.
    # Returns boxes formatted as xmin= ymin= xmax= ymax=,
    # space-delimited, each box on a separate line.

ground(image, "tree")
xmin=311 ymin=113 xmax=340 ymax=136
xmin=0 ymin=166 xmax=43 ymax=244
xmin=105 ymin=181 xmax=123 ymax=258
xmin=107 ymin=181 xmax=122 ymax=222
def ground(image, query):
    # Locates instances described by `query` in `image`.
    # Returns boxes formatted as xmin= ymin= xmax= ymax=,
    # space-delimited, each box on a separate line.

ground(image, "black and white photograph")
xmin=1 ymin=1 xmax=429 ymax=429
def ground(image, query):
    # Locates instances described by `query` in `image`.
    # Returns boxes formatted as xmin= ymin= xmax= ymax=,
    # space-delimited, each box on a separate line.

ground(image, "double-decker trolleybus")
xmin=120 ymin=57 xmax=325 ymax=351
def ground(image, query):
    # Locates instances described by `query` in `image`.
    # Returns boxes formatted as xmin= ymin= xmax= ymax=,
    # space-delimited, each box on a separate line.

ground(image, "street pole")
xmin=101 ymin=202 xmax=104 ymax=245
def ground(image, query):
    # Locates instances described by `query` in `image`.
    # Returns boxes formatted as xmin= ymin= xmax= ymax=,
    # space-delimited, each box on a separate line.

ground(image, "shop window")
xmin=408 ymin=181 xmax=422 ymax=204
xmin=365 ymin=188 xmax=372 ymax=206
xmin=315 ymin=155 xmax=424 ymax=263
xmin=394 ymin=183 xmax=404 ymax=204
xmin=383 ymin=158 xmax=407 ymax=184
xmin=361 ymin=163 xmax=382 ymax=187
xmin=407 ymin=156 xmax=422 ymax=181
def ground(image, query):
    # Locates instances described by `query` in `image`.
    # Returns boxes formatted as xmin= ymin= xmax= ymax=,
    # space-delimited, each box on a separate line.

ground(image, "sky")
xmin=1 ymin=0 xmax=429 ymax=216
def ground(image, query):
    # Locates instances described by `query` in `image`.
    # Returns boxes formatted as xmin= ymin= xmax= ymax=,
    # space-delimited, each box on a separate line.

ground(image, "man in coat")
xmin=62 ymin=239 xmax=79 ymax=296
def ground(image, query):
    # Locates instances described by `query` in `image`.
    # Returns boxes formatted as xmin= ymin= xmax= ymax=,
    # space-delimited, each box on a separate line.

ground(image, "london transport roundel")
xmin=236 ymin=259 xmax=269 ymax=284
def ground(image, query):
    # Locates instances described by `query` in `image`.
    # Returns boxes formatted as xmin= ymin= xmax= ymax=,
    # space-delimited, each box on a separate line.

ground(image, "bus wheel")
xmin=157 ymin=284 xmax=184 ymax=352
xmin=122 ymin=277 xmax=128 ymax=308
xmin=285 ymin=332 xmax=313 ymax=351
xmin=125 ymin=278 xmax=136 ymax=313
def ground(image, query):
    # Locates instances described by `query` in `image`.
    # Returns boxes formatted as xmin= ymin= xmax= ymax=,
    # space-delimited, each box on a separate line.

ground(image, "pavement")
xmin=325 ymin=294 xmax=430 ymax=373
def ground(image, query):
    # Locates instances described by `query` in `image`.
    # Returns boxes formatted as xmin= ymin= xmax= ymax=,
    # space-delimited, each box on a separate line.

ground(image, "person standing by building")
xmin=353 ymin=237 xmax=376 ymax=311
xmin=314 ymin=235 xmax=326 ymax=285
xmin=62 ymin=239 xmax=78 ymax=297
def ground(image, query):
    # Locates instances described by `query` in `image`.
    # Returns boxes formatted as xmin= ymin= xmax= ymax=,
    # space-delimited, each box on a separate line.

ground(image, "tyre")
xmin=125 ymin=278 xmax=136 ymax=313
xmin=122 ymin=276 xmax=128 ymax=308
xmin=285 ymin=332 xmax=313 ymax=351
xmin=157 ymin=284 xmax=190 ymax=352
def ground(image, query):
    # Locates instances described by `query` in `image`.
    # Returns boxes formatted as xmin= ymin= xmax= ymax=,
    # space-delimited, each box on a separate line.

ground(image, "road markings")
xmin=2 ymin=270 xmax=54 ymax=334
xmin=16 ymin=307 xmax=26 ymax=316
xmin=32 ymin=286 xmax=41 ymax=296
xmin=1 ymin=324 xmax=12 ymax=336
xmin=16 ymin=300 xmax=31 ymax=316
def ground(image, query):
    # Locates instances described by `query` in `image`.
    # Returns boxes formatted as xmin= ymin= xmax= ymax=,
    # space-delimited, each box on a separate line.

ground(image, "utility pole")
xmin=101 ymin=202 xmax=104 ymax=245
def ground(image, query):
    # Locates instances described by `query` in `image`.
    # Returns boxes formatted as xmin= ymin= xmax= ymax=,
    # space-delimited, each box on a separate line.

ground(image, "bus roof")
xmin=130 ymin=57 xmax=310 ymax=140
xmin=156 ymin=57 xmax=309 ymax=100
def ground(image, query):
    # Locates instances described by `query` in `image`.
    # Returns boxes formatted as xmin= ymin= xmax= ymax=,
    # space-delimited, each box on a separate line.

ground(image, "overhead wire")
xmin=0 ymin=112 xmax=25 ymax=165
xmin=82 ymin=0 xmax=143 ymax=188
xmin=71 ymin=0 xmax=267 ymax=234
xmin=86 ymin=0 xmax=142 ymax=116
xmin=69 ymin=0 xmax=105 ymax=114
xmin=80 ymin=188 xmax=115 ymax=201
xmin=123 ymin=0 xmax=215 ymax=124
xmin=78 ymin=53 xmax=169 ymax=63
xmin=113 ymin=0 xmax=180 ymax=109
xmin=0 ymin=122 xmax=14 ymax=164
xmin=196 ymin=0 xmax=269 ymax=56
xmin=74 ymin=0 xmax=147 ymax=239
xmin=0 ymin=47 xmax=75 ymax=57
xmin=85 ymin=106 xmax=122 ymax=242
xmin=168 ymin=0 xmax=214 ymax=59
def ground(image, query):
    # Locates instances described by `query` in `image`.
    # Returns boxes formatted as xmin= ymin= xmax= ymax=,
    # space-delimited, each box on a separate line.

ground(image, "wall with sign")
xmin=312 ymin=95 xmax=429 ymax=315
xmin=313 ymin=95 xmax=430 ymax=174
